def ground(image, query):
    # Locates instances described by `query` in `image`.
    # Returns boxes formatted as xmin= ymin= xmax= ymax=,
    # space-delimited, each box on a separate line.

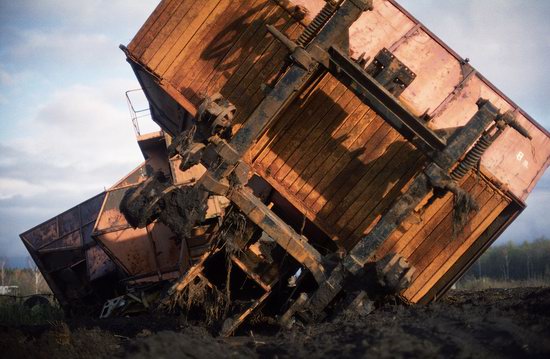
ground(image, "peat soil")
xmin=1 ymin=287 xmax=549 ymax=358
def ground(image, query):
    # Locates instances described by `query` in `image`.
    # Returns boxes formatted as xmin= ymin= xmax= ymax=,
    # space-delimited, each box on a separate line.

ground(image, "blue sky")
xmin=0 ymin=0 xmax=548 ymax=261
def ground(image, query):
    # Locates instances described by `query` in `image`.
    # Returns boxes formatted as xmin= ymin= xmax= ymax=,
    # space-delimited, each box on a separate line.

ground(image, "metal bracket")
xmin=365 ymin=48 xmax=416 ymax=97
xmin=201 ymin=172 xmax=230 ymax=195
xmin=328 ymin=46 xmax=445 ymax=155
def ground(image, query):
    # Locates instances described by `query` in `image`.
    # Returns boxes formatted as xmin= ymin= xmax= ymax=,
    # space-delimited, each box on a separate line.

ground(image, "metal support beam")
xmin=327 ymin=47 xmax=446 ymax=156
xmin=229 ymin=187 xmax=326 ymax=283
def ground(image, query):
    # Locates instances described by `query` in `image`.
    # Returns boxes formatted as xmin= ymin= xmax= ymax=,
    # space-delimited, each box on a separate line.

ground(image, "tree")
xmin=27 ymin=257 xmax=45 ymax=294
xmin=0 ymin=257 xmax=6 ymax=286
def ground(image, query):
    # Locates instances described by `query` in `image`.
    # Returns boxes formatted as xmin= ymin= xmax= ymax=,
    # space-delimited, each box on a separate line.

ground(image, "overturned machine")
xmin=21 ymin=0 xmax=550 ymax=334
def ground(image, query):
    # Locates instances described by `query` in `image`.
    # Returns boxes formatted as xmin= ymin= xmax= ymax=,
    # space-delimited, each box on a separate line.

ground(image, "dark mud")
xmin=1 ymin=287 xmax=549 ymax=358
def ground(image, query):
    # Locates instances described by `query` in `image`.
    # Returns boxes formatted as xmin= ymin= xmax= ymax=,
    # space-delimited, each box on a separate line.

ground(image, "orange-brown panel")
xmin=293 ymin=0 xmax=417 ymax=62
xmin=94 ymin=185 xmax=186 ymax=278
xmin=349 ymin=0 xmax=417 ymax=60
xmin=409 ymin=196 xmax=509 ymax=302
xmin=154 ymin=0 xmax=222 ymax=76
xmin=192 ymin=0 xmax=277 ymax=103
xmin=392 ymin=28 xmax=463 ymax=117
xmin=223 ymin=11 xmax=303 ymax=127
xmin=128 ymin=0 xmax=306 ymax=129
xmin=199 ymin=2 xmax=284 ymax=101
xmin=127 ymin=0 xmax=548 ymax=202
xmin=168 ymin=0 xmax=253 ymax=86
xmin=139 ymin=0 xmax=199 ymax=66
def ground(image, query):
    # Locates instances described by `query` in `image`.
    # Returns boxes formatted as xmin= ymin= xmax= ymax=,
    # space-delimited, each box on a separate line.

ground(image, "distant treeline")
xmin=0 ymin=268 xmax=50 ymax=296
xmin=461 ymin=237 xmax=550 ymax=282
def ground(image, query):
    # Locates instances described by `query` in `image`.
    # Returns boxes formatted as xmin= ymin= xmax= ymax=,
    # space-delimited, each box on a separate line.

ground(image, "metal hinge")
xmin=365 ymin=48 xmax=416 ymax=97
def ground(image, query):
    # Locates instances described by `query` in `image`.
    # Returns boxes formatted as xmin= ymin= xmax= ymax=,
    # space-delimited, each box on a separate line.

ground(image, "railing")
xmin=125 ymin=89 xmax=152 ymax=137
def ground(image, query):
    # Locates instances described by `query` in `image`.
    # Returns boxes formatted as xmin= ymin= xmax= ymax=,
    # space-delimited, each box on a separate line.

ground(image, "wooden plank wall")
xmin=374 ymin=171 xmax=511 ymax=303
xmin=249 ymin=73 xmax=425 ymax=250
xmin=127 ymin=0 xmax=304 ymax=127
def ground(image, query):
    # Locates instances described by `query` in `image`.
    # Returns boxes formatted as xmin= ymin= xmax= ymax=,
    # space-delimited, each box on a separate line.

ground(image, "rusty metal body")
xmin=20 ymin=193 xmax=119 ymax=313
xmin=20 ymin=0 xmax=549 ymax=332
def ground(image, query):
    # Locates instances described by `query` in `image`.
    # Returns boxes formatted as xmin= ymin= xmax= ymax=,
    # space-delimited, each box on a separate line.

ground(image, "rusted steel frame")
xmin=326 ymin=46 xmax=446 ymax=156
xmin=36 ymin=218 xmax=97 ymax=251
xmin=93 ymin=224 xmax=134 ymax=236
xmin=19 ymin=240 xmax=69 ymax=308
xmin=121 ymin=46 xmax=198 ymax=136
xmin=187 ymin=1 xmax=372 ymax=282
xmin=221 ymin=290 xmax=271 ymax=337
xmin=77 ymin=200 xmax=84 ymax=250
xmin=230 ymin=254 xmax=272 ymax=291
xmin=195 ymin=1 xmax=374 ymax=285
xmin=19 ymin=192 xmax=106 ymax=310
xmin=228 ymin=187 xmax=325 ymax=283
xmin=304 ymin=100 xmax=501 ymax=316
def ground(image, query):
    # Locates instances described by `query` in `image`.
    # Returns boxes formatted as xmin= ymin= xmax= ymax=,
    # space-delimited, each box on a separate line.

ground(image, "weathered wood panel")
xmin=250 ymin=73 xmax=426 ymax=250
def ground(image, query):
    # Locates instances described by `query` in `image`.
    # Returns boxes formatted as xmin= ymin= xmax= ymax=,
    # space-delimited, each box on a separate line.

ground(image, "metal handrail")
xmin=125 ymin=88 xmax=151 ymax=137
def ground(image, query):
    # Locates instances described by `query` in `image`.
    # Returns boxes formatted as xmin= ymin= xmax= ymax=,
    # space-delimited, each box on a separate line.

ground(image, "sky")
xmin=0 ymin=0 xmax=548 ymax=262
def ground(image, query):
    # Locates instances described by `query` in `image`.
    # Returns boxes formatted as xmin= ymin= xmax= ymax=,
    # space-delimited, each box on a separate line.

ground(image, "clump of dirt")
xmin=1 ymin=288 xmax=549 ymax=358
xmin=158 ymin=186 xmax=208 ymax=239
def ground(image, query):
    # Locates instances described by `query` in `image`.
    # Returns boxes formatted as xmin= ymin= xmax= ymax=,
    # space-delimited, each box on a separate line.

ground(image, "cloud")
xmin=10 ymin=30 xmax=111 ymax=66
xmin=0 ymin=66 xmax=13 ymax=86
xmin=0 ymin=0 xmax=158 ymax=27
xmin=11 ymin=79 xmax=144 ymax=162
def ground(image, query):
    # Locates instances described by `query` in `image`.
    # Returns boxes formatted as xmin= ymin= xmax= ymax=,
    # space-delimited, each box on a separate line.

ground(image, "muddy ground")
xmin=1 ymin=287 xmax=549 ymax=358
